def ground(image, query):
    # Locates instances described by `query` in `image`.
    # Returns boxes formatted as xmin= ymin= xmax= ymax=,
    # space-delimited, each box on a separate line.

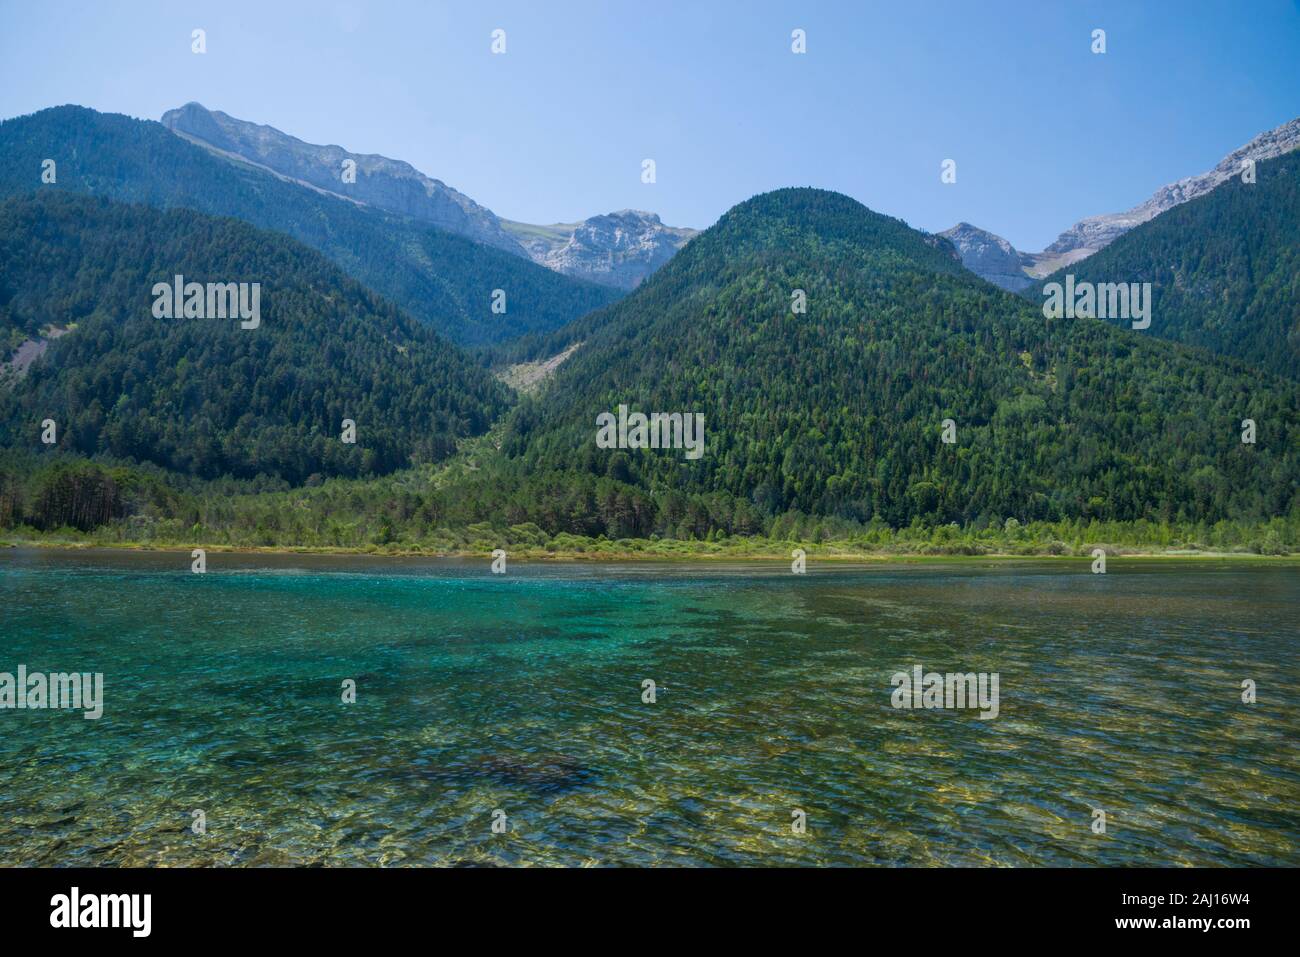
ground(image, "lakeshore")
xmin=4 ymin=535 xmax=1299 ymax=565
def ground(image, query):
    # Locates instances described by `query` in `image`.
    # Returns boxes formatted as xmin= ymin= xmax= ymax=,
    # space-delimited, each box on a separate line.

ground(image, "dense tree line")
xmin=2 ymin=448 xmax=1294 ymax=556
xmin=0 ymin=192 xmax=509 ymax=483
xmin=0 ymin=106 xmax=620 ymax=346
xmin=1030 ymin=150 xmax=1300 ymax=379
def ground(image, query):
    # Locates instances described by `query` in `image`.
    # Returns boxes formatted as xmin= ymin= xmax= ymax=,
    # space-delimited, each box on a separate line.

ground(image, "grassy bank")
xmin=5 ymin=528 xmax=1298 ymax=563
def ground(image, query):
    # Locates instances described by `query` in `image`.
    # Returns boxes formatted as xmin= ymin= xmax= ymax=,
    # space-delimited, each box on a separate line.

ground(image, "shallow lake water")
xmin=1 ymin=549 xmax=1296 ymax=866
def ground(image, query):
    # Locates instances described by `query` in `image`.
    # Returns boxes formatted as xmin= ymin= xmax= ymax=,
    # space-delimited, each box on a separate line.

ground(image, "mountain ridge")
xmin=161 ymin=102 xmax=697 ymax=290
xmin=944 ymin=115 xmax=1300 ymax=286
xmin=0 ymin=105 xmax=619 ymax=346
xmin=1035 ymin=115 xmax=1300 ymax=269
xmin=161 ymin=102 xmax=525 ymax=255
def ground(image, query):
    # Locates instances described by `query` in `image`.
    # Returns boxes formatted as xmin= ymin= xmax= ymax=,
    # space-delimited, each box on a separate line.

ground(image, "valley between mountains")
xmin=1 ymin=105 xmax=1296 ymax=559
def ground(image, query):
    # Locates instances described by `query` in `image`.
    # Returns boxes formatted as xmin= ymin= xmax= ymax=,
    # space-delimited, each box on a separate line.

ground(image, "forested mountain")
xmin=1032 ymin=150 xmax=1300 ymax=379
xmin=0 ymin=106 xmax=620 ymax=346
xmin=0 ymin=192 xmax=509 ymax=483
xmin=464 ymin=188 xmax=1298 ymax=537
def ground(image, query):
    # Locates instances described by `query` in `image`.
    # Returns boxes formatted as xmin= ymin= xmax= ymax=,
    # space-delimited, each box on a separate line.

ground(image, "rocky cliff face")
xmin=160 ymin=103 xmax=696 ymax=289
xmin=503 ymin=210 xmax=697 ymax=290
xmin=161 ymin=102 xmax=525 ymax=255
xmin=937 ymin=223 xmax=1034 ymax=292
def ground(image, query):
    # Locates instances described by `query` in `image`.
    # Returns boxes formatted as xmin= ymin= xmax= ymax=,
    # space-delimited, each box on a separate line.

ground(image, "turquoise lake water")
xmin=1 ymin=548 xmax=1297 ymax=866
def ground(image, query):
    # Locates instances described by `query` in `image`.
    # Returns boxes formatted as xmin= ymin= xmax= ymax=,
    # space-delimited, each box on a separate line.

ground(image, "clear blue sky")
xmin=1 ymin=0 xmax=1297 ymax=250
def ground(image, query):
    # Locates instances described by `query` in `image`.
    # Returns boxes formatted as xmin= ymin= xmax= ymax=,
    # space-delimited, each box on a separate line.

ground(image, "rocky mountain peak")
xmin=503 ymin=211 xmax=697 ymax=290
xmin=938 ymin=222 xmax=1034 ymax=292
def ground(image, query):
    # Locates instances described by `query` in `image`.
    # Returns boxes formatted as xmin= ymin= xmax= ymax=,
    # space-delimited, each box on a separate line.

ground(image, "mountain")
xmin=1031 ymin=150 xmax=1300 ymax=379
xmin=0 ymin=191 xmax=509 ymax=483
xmin=0 ymin=106 xmax=619 ymax=346
xmin=459 ymin=188 xmax=1297 ymax=538
xmin=161 ymin=103 xmax=696 ymax=290
xmin=1031 ymin=116 xmax=1300 ymax=274
xmin=502 ymin=210 xmax=698 ymax=290
xmin=944 ymin=115 xmax=1300 ymax=288
xmin=161 ymin=102 xmax=524 ymax=255
xmin=937 ymin=223 xmax=1034 ymax=292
